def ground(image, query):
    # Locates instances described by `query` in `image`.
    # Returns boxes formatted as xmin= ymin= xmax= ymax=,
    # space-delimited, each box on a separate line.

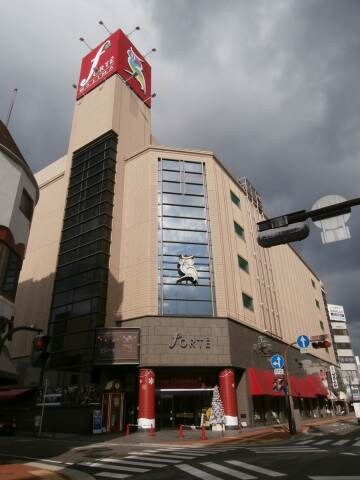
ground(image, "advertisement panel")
xmin=94 ymin=328 xmax=140 ymax=365
xmin=328 ymin=304 xmax=346 ymax=322
xmin=77 ymin=29 xmax=151 ymax=106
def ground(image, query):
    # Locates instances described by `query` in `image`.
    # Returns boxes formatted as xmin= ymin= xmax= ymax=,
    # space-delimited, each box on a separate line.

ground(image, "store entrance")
xmin=156 ymin=390 xmax=212 ymax=429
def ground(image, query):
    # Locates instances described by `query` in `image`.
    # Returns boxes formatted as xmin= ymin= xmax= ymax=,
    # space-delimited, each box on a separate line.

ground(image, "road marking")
xmin=314 ymin=440 xmax=332 ymax=445
xmin=250 ymin=449 xmax=326 ymax=453
xmin=353 ymin=441 xmax=360 ymax=447
xmin=87 ymin=462 xmax=148 ymax=473
xmin=94 ymin=473 xmax=130 ymax=479
xmin=176 ymin=464 xmax=223 ymax=480
xmin=126 ymin=455 xmax=180 ymax=464
xmin=127 ymin=451 xmax=195 ymax=459
xmin=98 ymin=458 xmax=166 ymax=468
xmin=341 ymin=452 xmax=358 ymax=456
xmin=296 ymin=440 xmax=315 ymax=445
xmin=201 ymin=462 xmax=256 ymax=479
xmin=333 ymin=440 xmax=350 ymax=445
xmin=226 ymin=460 xmax=287 ymax=477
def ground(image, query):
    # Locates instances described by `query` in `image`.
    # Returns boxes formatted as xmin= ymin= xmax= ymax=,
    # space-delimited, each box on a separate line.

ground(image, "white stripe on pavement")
xmin=333 ymin=440 xmax=350 ymax=445
xmin=250 ymin=449 xmax=326 ymax=453
xmin=94 ymin=474 xmax=130 ymax=479
xmin=87 ymin=462 xmax=149 ymax=473
xmin=126 ymin=455 xmax=180 ymax=464
xmin=97 ymin=458 xmax=167 ymax=468
xmin=176 ymin=464 xmax=223 ymax=480
xmin=201 ymin=462 xmax=256 ymax=479
xmin=353 ymin=441 xmax=360 ymax=447
xmin=296 ymin=440 xmax=315 ymax=445
xmin=127 ymin=451 xmax=195 ymax=459
xmin=314 ymin=440 xmax=332 ymax=445
xmin=226 ymin=460 xmax=287 ymax=477
xmin=341 ymin=452 xmax=358 ymax=456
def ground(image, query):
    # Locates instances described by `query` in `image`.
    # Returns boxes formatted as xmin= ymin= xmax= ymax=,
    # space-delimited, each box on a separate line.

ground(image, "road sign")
xmin=297 ymin=335 xmax=310 ymax=349
xmin=274 ymin=368 xmax=284 ymax=376
xmin=299 ymin=348 xmax=309 ymax=354
xmin=271 ymin=354 xmax=285 ymax=369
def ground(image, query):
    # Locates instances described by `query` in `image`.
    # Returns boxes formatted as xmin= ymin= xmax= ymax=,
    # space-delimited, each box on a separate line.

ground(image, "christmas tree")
xmin=209 ymin=385 xmax=225 ymax=430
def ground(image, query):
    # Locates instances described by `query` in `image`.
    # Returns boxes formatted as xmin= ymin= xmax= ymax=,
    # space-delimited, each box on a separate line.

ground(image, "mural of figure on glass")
xmin=176 ymin=254 xmax=198 ymax=285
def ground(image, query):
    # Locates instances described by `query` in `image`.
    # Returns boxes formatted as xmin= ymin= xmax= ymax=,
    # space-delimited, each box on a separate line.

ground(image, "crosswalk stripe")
xmin=126 ymin=455 xmax=180 ymax=464
xmin=296 ymin=440 xmax=315 ymax=445
xmin=94 ymin=473 xmax=130 ymax=479
xmin=250 ymin=449 xmax=326 ymax=453
xmin=333 ymin=440 xmax=350 ymax=445
xmin=314 ymin=440 xmax=332 ymax=445
xmin=353 ymin=441 xmax=360 ymax=447
xmin=127 ymin=451 xmax=195 ymax=459
xmin=163 ymin=451 xmax=208 ymax=457
xmin=341 ymin=452 xmax=358 ymax=456
xmin=176 ymin=463 xmax=223 ymax=480
xmin=97 ymin=458 xmax=167 ymax=468
xmin=201 ymin=462 xmax=256 ymax=479
xmin=226 ymin=460 xmax=287 ymax=477
xmin=88 ymin=462 xmax=149 ymax=473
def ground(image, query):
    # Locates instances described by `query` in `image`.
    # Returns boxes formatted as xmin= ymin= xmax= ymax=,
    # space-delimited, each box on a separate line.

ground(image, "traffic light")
xmin=31 ymin=335 xmax=50 ymax=367
xmin=257 ymin=221 xmax=310 ymax=248
xmin=312 ymin=339 xmax=332 ymax=349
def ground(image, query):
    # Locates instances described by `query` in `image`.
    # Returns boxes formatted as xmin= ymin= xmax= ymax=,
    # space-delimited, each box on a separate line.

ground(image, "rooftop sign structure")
xmin=77 ymin=29 xmax=152 ymax=107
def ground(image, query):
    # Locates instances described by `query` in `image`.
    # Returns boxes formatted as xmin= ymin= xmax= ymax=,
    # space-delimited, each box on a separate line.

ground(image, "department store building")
xmin=11 ymin=28 xmax=337 ymax=433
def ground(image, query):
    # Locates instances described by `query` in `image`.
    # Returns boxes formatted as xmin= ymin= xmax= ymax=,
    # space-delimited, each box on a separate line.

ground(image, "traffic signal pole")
xmin=283 ymin=341 xmax=297 ymax=434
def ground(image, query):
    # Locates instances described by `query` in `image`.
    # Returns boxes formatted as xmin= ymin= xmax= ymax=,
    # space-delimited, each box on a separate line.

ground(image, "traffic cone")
xmin=125 ymin=424 xmax=130 ymax=436
xmin=178 ymin=424 xmax=185 ymax=438
xmin=148 ymin=425 xmax=156 ymax=437
xmin=201 ymin=425 xmax=207 ymax=441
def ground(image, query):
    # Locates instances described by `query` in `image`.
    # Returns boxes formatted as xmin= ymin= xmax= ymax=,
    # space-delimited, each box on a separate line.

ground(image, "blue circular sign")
xmin=271 ymin=354 xmax=285 ymax=369
xmin=296 ymin=335 xmax=310 ymax=349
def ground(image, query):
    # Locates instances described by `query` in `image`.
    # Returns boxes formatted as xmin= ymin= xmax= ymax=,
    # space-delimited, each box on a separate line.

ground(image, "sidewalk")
xmin=0 ymin=462 xmax=92 ymax=480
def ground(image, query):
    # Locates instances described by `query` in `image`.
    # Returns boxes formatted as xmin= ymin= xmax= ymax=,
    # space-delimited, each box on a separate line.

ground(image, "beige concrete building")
xmin=11 ymin=28 xmax=337 ymax=433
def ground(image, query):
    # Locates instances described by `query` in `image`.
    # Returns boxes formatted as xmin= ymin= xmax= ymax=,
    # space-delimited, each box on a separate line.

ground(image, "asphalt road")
xmin=0 ymin=420 xmax=359 ymax=479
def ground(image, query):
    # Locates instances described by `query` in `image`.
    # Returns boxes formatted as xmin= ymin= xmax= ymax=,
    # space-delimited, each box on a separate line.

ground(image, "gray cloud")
xmin=1 ymin=0 xmax=359 ymax=354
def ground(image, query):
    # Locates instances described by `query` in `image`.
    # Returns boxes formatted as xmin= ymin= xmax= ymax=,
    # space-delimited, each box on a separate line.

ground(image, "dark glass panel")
xmin=184 ymin=162 xmax=202 ymax=173
xmin=163 ymin=300 xmax=213 ymax=316
xmin=163 ymin=182 xmax=181 ymax=193
xmin=162 ymin=242 xmax=209 ymax=257
xmin=162 ymin=217 xmax=206 ymax=231
xmin=162 ymin=194 xmax=205 ymax=207
xmin=163 ymin=284 xmax=212 ymax=301
xmin=163 ymin=276 xmax=211 ymax=286
xmin=163 ymin=229 xmax=207 ymax=243
xmin=162 ymin=159 xmax=180 ymax=171
xmin=163 ymin=205 xmax=205 ymax=218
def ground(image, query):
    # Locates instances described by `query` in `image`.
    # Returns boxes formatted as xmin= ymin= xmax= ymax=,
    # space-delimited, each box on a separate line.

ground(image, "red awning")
xmin=248 ymin=369 xmax=327 ymax=398
xmin=0 ymin=388 xmax=32 ymax=400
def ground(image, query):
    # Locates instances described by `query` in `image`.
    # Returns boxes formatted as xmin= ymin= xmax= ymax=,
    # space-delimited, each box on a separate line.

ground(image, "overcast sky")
xmin=1 ymin=0 xmax=359 ymax=354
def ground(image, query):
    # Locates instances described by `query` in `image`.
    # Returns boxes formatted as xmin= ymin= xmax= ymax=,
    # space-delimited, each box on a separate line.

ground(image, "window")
xmin=315 ymin=299 xmax=320 ymax=309
xmin=319 ymin=320 xmax=324 ymax=331
xmin=242 ymin=293 xmax=254 ymax=310
xmin=234 ymin=221 xmax=244 ymax=239
xmin=238 ymin=255 xmax=249 ymax=273
xmin=19 ymin=189 xmax=34 ymax=221
xmin=230 ymin=190 xmax=240 ymax=207
xmin=311 ymin=279 xmax=316 ymax=288
xmin=0 ymin=242 xmax=21 ymax=299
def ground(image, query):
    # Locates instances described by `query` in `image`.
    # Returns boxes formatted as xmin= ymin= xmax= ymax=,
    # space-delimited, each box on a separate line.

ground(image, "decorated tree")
xmin=209 ymin=385 xmax=225 ymax=430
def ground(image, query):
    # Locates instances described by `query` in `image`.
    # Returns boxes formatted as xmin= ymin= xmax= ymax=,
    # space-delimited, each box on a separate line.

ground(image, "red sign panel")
xmin=76 ymin=29 xmax=151 ymax=107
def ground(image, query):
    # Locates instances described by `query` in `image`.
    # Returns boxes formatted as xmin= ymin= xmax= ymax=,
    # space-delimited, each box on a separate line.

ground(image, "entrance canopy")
xmin=0 ymin=388 xmax=32 ymax=400
xmin=248 ymin=368 xmax=327 ymax=398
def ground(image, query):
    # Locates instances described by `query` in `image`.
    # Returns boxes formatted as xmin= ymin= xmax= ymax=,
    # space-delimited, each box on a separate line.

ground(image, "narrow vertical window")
xmin=230 ymin=190 xmax=240 ymax=207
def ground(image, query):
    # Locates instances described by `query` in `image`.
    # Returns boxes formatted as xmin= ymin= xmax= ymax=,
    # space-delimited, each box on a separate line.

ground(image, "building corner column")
xmin=138 ymin=369 xmax=155 ymax=430
xmin=219 ymin=368 xmax=238 ymax=429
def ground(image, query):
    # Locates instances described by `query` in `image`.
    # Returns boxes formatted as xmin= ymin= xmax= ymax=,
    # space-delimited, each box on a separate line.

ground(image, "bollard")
xmin=148 ymin=425 xmax=156 ymax=437
xmin=201 ymin=425 xmax=207 ymax=441
xmin=178 ymin=424 xmax=185 ymax=438
xmin=125 ymin=423 xmax=130 ymax=436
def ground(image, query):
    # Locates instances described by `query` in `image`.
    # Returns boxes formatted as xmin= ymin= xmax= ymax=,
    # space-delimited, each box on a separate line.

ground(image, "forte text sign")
xmin=169 ymin=332 xmax=211 ymax=350
xmin=77 ymin=29 xmax=151 ymax=106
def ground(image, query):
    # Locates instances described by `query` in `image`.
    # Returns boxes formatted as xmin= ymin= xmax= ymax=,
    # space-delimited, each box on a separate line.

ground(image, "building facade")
xmin=10 ymin=28 xmax=338 ymax=432
xmin=0 ymin=120 xmax=38 ymax=383
xmin=328 ymin=304 xmax=360 ymax=402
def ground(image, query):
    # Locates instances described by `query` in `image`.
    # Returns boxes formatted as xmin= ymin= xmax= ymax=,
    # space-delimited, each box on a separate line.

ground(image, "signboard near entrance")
xmin=94 ymin=328 xmax=140 ymax=365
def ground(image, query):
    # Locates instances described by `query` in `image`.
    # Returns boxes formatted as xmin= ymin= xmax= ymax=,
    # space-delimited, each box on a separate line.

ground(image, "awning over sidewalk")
xmin=0 ymin=388 xmax=33 ymax=400
xmin=248 ymin=368 xmax=328 ymax=398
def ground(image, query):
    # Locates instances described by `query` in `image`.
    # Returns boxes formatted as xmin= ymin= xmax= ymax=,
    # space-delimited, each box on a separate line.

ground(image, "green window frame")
xmin=238 ymin=255 xmax=249 ymax=273
xmin=242 ymin=292 xmax=254 ymax=311
xmin=315 ymin=299 xmax=320 ymax=309
xmin=234 ymin=221 xmax=244 ymax=239
xmin=320 ymin=320 xmax=325 ymax=331
xmin=230 ymin=190 xmax=240 ymax=207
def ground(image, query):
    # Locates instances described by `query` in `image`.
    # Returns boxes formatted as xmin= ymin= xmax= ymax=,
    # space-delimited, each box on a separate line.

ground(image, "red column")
xmin=137 ymin=369 xmax=155 ymax=429
xmin=219 ymin=369 xmax=238 ymax=429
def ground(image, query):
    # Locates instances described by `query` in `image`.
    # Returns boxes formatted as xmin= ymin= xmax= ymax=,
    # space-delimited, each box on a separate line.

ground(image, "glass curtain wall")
xmin=157 ymin=158 xmax=215 ymax=316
